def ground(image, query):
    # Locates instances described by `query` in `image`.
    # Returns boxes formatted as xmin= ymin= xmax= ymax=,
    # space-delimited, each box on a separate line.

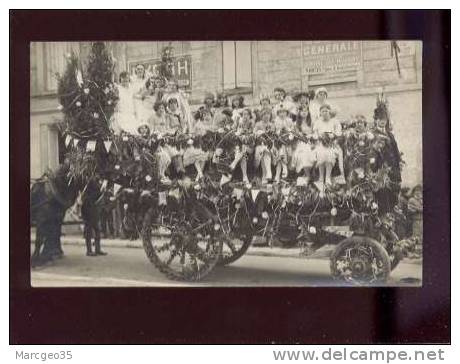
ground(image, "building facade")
xmin=30 ymin=41 xmax=422 ymax=185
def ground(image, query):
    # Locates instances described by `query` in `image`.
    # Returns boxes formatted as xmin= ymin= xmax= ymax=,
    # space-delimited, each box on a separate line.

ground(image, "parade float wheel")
xmin=330 ymin=236 xmax=391 ymax=285
xmin=142 ymin=208 xmax=223 ymax=282
xmin=217 ymin=233 xmax=253 ymax=266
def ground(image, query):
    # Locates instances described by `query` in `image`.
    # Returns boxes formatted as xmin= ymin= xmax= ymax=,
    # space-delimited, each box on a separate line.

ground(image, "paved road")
xmin=31 ymin=245 xmax=422 ymax=287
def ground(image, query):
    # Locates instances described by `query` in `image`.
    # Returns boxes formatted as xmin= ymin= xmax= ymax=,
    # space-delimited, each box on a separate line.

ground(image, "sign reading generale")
xmin=303 ymin=41 xmax=361 ymax=75
xmin=128 ymin=55 xmax=192 ymax=90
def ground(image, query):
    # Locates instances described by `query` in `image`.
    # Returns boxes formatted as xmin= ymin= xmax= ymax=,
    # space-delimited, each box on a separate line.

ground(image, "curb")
xmin=57 ymin=235 xmax=326 ymax=260
xmin=36 ymin=235 xmax=422 ymax=264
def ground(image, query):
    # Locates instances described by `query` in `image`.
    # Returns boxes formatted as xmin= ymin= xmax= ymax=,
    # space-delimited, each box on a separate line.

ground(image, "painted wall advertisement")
xmin=128 ymin=55 xmax=192 ymax=90
xmin=302 ymin=41 xmax=362 ymax=75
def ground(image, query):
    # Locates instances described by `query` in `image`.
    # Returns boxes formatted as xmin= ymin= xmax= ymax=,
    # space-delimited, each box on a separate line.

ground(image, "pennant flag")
xmin=296 ymin=176 xmax=308 ymax=187
xmin=75 ymin=69 xmax=83 ymax=87
xmin=65 ymin=134 xmax=72 ymax=147
xmin=100 ymin=180 xmax=108 ymax=191
xmin=168 ymin=188 xmax=181 ymax=200
xmin=220 ymin=174 xmax=232 ymax=186
xmin=281 ymin=187 xmax=291 ymax=196
xmin=113 ymin=183 xmax=122 ymax=195
xmin=251 ymin=189 xmax=260 ymax=202
xmin=73 ymin=138 xmax=80 ymax=147
xmin=103 ymin=141 xmax=112 ymax=153
xmin=86 ymin=140 xmax=97 ymax=152
xmin=232 ymin=188 xmax=244 ymax=200
xmin=158 ymin=191 xmax=167 ymax=206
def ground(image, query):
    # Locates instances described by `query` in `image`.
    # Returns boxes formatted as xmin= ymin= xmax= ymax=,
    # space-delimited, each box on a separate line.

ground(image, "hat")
xmin=315 ymin=87 xmax=328 ymax=98
xmin=136 ymin=64 xmax=145 ymax=70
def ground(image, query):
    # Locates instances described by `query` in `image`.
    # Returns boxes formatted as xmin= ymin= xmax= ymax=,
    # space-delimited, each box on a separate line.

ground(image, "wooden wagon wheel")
xmin=218 ymin=232 xmax=253 ymax=266
xmin=142 ymin=207 xmax=222 ymax=282
xmin=330 ymin=236 xmax=391 ymax=285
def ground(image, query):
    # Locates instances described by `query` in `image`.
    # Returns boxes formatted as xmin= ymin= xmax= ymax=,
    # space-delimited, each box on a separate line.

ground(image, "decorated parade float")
xmin=30 ymin=42 xmax=421 ymax=285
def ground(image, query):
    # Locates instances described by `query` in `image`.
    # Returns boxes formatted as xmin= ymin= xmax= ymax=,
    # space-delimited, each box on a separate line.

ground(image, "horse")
xmin=30 ymin=162 xmax=81 ymax=266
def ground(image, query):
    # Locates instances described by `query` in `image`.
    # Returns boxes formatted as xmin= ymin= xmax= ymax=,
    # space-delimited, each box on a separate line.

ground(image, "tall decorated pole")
xmin=57 ymin=42 xmax=119 ymax=182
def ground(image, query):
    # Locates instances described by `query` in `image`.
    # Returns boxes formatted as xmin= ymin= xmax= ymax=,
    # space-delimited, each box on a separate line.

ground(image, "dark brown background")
xmin=10 ymin=10 xmax=450 ymax=344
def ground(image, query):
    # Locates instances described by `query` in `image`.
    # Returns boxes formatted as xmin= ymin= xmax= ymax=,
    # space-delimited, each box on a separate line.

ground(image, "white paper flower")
xmin=145 ymin=175 xmax=152 ymax=182
xmin=371 ymin=202 xmax=379 ymax=210
xmin=114 ymin=165 xmax=120 ymax=170
xmin=369 ymin=157 xmax=375 ymax=164
xmin=107 ymin=100 xmax=112 ymax=105
xmin=83 ymin=88 xmax=90 ymax=95
xmin=76 ymin=101 xmax=81 ymax=107
xmin=309 ymin=226 xmax=317 ymax=234
xmin=93 ymin=112 xmax=99 ymax=119
xmin=57 ymin=104 xmax=63 ymax=110
xmin=252 ymin=217 xmax=258 ymax=224
xmin=330 ymin=207 xmax=337 ymax=216
xmin=262 ymin=211 xmax=269 ymax=220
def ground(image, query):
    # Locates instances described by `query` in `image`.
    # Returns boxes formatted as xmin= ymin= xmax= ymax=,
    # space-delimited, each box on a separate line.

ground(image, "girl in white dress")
xmin=313 ymin=103 xmax=346 ymax=191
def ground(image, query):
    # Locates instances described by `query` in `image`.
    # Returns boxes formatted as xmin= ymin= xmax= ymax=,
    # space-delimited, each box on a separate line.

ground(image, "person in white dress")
xmin=111 ymin=72 xmax=138 ymax=135
xmin=310 ymin=87 xmax=339 ymax=125
xmin=131 ymin=64 xmax=150 ymax=125
xmin=313 ymin=103 xmax=346 ymax=191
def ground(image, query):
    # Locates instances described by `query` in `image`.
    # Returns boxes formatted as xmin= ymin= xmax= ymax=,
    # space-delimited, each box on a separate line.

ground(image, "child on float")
xmin=272 ymin=105 xmax=295 ymax=182
xmin=254 ymin=94 xmax=272 ymax=122
xmin=313 ymin=103 xmax=346 ymax=192
xmin=162 ymin=79 xmax=193 ymax=133
xmin=182 ymin=107 xmax=210 ymax=181
xmin=291 ymin=105 xmax=317 ymax=181
xmin=165 ymin=97 xmax=184 ymax=133
xmin=310 ymin=87 xmax=339 ymax=125
xmin=147 ymin=101 xmax=182 ymax=184
xmin=272 ymin=87 xmax=297 ymax=119
xmin=231 ymin=95 xmax=245 ymax=124
xmin=203 ymin=93 xmax=216 ymax=118
xmin=229 ymin=108 xmax=255 ymax=184
xmin=193 ymin=107 xmax=214 ymax=137
xmin=212 ymin=92 xmax=230 ymax=127
xmin=254 ymin=108 xmax=275 ymax=183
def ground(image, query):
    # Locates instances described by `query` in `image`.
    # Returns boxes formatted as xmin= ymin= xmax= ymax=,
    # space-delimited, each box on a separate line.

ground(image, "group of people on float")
xmin=112 ymin=64 xmax=397 ymax=193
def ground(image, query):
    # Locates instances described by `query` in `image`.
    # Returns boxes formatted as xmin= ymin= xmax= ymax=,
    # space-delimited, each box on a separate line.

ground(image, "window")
xmin=44 ymin=42 xmax=78 ymax=91
xmin=222 ymin=41 xmax=252 ymax=90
